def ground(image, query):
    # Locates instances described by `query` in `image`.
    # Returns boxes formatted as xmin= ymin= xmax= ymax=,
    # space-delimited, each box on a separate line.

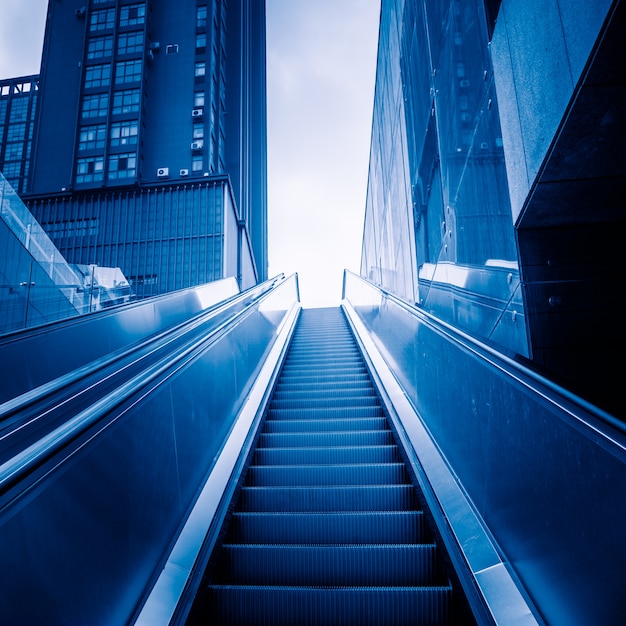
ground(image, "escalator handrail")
xmin=0 ymin=274 xmax=284 ymax=421
xmin=0 ymin=274 xmax=293 ymax=496
xmin=343 ymin=269 xmax=625 ymax=446
xmin=133 ymin=300 xmax=302 ymax=626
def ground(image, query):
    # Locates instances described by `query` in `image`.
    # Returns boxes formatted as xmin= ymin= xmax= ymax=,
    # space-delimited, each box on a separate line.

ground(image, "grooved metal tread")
xmin=198 ymin=308 xmax=451 ymax=625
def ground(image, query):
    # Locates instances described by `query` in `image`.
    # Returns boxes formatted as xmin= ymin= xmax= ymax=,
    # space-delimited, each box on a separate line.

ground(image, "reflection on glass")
xmin=0 ymin=173 xmax=133 ymax=334
xmin=361 ymin=0 xmax=527 ymax=356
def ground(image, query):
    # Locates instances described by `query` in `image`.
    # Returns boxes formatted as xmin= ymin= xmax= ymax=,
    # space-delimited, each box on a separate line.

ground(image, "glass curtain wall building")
xmin=16 ymin=0 xmax=267 ymax=299
xmin=0 ymin=76 xmax=39 ymax=196
xmin=361 ymin=0 xmax=625 ymax=416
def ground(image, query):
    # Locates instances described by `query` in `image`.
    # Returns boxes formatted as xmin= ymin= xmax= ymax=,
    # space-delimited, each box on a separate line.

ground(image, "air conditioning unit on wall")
xmin=191 ymin=141 xmax=204 ymax=151
xmin=180 ymin=168 xmax=189 ymax=177
xmin=192 ymin=108 xmax=204 ymax=118
xmin=157 ymin=167 xmax=169 ymax=178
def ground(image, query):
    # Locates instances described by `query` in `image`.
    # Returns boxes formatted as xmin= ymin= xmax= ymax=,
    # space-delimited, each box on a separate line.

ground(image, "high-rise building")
xmin=18 ymin=0 xmax=267 ymax=298
xmin=361 ymin=0 xmax=625 ymax=417
xmin=0 ymin=76 xmax=39 ymax=195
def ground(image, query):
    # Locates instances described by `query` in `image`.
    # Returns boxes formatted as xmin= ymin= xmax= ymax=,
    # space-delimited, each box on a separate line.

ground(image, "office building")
xmin=19 ymin=0 xmax=267 ymax=298
xmin=0 ymin=76 xmax=39 ymax=195
xmin=361 ymin=0 xmax=625 ymax=417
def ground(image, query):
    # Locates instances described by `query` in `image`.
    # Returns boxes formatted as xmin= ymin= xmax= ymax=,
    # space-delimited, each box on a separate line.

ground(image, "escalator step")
xmin=227 ymin=511 xmax=426 ymax=544
xmin=257 ymin=430 xmax=395 ymax=448
xmin=274 ymin=379 xmax=372 ymax=393
xmin=277 ymin=372 xmax=370 ymax=385
xmin=263 ymin=417 xmax=388 ymax=433
xmin=267 ymin=406 xmax=385 ymax=420
xmin=214 ymin=544 xmax=441 ymax=586
xmin=271 ymin=386 xmax=378 ymax=401
xmin=237 ymin=484 xmax=418 ymax=512
xmin=205 ymin=585 xmax=451 ymax=626
xmin=253 ymin=445 xmax=400 ymax=465
xmin=246 ymin=463 xmax=409 ymax=487
xmin=282 ymin=352 xmax=362 ymax=360
xmin=270 ymin=395 xmax=380 ymax=410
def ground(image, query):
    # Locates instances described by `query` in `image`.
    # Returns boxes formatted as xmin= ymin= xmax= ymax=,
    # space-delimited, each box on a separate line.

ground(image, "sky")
xmin=0 ymin=0 xmax=381 ymax=308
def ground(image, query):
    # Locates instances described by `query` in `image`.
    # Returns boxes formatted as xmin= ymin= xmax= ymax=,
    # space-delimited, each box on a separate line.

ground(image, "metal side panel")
xmin=342 ymin=300 xmax=541 ymax=626
xmin=133 ymin=302 xmax=301 ymax=626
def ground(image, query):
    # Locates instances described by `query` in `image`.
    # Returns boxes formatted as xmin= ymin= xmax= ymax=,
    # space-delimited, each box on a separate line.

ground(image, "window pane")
xmin=110 ymin=120 xmax=139 ymax=146
xmin=112 ymin=89 xmax=141 ymax=114
xmin=81 ymin=93 xmax=108 ymax=118
xmin=89 ymin=9 xmax=115 ymax=31
xmin=84 ymin=63 xmax=111 ymax=88
xmin=120 ymin=4 xmax=146 ymax=27
xmin=115 ymin=60 xmax=142 ymax=84
xmin=78 ymin=124 xmax=106 ymax=150
xmin=87 ymin=36 xmax=113 ymax=59
xmin=118 ymin=31 xmax=144 ymax=55
xmin=76 ymin=156 xmax=104 ymax=183
xmin=108 ymin=152 xmax=137 ymax=179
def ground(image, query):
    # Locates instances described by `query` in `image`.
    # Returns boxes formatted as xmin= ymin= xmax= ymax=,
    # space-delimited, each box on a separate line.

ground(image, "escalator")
xmin=2 ymin=271 xmax=623 ymax=625
xmin=188 ymin=308 xmax=472 ymax=625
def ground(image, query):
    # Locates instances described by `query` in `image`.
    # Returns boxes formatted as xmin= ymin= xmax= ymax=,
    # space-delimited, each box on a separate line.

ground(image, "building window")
xmin=197 ymin=5 xmax=208 ymax=29
xmin=192 ymin=124 xmax=204 ymax=139
xmin=196 ymin=34 xmax=207 ymax=53
xmin=115 ymin=59 xmax=142 ymax=84
xmin=2 ymin=162 xmax=21 ymax=178
xmin=112 ymin=88 xmax=141 ymax=114
xmin=81 ymin=93 xmax=109 ymax=118
xmin=118 ymin=31 xmax=144 ymax=55
xmin=6 ymin=123 xmax=26 ymax=142
xmin=76 ymin=155 xmax=105 ymax=183
xmin=119 ymin=4 xmax=146 ymax=27
xmin=191 ymin=154 xmax=203 ymax=172
xmin=194 ymin=91 xmax=205 ymax=108
xmin=110 ymin=120 xmax=139 ymax=147
xmin=130 ymin=274 xmax=158 ymax=286
xmin=4 ymin=143 xmax=23 ymax=160
xmin=87 ymin=35 xmax=113 ymax=59
xmin=8 ymin=97 xmax=29 ymax=122
xmin=78 ymin=124 xmax=106 ymax=150
xmin=43 ymin=218 xmax=99 ymax=238
xmin=108 ymin=152 xmax=137 ymax=179
xmin=84 ymin=63 xmax=111 ymax=89
xmin=195 ymin=62 xmax=206 ymax=78
xmin=89 ymin=8 xmax=115 ymax=31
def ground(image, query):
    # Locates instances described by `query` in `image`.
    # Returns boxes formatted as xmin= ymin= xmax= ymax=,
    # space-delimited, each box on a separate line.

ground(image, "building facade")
xmin=0 ymin=76 xmax=39 ymax=196
xmin=361 ymin=0 xmax=625 ymax=416
xmin=18 ymin=0 xmax=266 ymax=298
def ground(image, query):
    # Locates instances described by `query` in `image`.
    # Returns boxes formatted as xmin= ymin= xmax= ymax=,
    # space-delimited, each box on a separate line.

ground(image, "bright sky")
xmin=0 ymin=0 xmax=381 ymax=309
